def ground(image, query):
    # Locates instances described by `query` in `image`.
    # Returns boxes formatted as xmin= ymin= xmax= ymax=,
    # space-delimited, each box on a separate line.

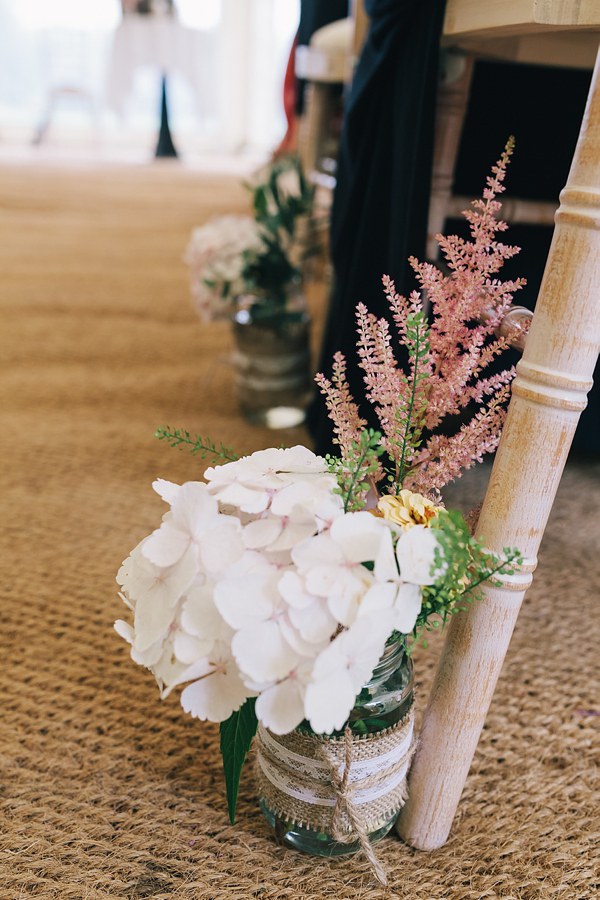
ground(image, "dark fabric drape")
xmin=295 ymin=0 xmax=349 ymax=115
xmin=308 ymin=0 xmax=447 ymax=456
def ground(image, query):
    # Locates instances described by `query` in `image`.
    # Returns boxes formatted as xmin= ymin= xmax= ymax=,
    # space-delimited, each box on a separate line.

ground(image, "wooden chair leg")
xmin=426 ymin=50 xmax=474 ymax=261
xmin=298 ymin=81 xmax=337 ymax=178
xmin=396 ymin=45 xmax=600 ymax=852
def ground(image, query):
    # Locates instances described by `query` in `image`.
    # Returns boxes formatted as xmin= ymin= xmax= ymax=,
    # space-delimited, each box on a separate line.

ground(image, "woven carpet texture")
xmin=1 ymin=164 xmax=599 ymax=900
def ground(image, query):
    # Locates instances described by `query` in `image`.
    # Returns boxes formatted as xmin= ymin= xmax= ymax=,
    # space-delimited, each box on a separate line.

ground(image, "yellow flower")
xmin=375 ymin=490 xmax=440 ymax=530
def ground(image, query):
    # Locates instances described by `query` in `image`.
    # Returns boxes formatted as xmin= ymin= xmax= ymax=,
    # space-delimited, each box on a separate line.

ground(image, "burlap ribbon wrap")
xmin=256 ymin=710 xmax=416 ymax=884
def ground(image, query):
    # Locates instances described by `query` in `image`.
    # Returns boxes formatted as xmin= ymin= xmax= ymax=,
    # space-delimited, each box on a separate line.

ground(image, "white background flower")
xmin=185 ymin=214 xmax=265 ymax=322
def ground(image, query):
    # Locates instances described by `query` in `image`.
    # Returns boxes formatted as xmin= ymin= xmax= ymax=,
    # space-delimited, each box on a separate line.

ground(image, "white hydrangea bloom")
xmin=185 ymin=214 xmax=265 ymax=322
xmin=115 ymin=461 xmax=448 ymax=738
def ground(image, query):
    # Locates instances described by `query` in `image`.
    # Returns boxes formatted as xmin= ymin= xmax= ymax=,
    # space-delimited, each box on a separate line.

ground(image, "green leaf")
xmin=253 ymin=185 xmax=267 ymax=219
xmin=219 ymin=698 xmax=258 ymax=825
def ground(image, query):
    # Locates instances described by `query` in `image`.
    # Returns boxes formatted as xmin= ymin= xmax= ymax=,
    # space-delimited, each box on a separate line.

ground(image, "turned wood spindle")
xmin=397 ymin=44 xmax=600 ymax=852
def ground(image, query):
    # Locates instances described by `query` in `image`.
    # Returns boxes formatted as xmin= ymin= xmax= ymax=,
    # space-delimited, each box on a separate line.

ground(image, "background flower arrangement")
xmin=116 ymin=142 xmax=523 ymax=838
xmin=185 ymin=157 xmax=321 ymax=323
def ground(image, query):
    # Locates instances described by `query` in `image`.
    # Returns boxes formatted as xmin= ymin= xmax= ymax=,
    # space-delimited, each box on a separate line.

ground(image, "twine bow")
xmin=321 ymin=726 xmax=389 ymax=886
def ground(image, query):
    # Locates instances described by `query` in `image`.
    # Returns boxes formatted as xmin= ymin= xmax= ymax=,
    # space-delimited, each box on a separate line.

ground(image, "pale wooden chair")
xmin=396 ymin=1 xmax=600 ymax=851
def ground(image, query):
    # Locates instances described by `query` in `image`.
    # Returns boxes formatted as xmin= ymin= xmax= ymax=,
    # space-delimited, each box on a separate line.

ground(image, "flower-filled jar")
xmin=256 ymin=638 xmax=414 ymax=857
xmin=231 ymin=285 xmax=311 ymax=429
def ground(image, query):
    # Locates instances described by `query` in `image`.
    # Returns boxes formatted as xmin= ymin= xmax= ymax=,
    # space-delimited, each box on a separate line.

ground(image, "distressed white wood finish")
xmin=396 ymin=45 xmax=600 ymax=851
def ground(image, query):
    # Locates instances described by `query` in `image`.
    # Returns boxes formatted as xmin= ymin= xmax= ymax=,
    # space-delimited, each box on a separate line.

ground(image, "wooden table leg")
xmin=396 ymin=45 xmax=600 ymax=852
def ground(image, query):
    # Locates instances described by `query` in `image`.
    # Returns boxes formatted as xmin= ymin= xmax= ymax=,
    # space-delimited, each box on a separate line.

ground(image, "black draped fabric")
xmin=308 ymin=0 xmax=447 ymax=456
xmin=295 ymin=0 xmax=349 ymax=115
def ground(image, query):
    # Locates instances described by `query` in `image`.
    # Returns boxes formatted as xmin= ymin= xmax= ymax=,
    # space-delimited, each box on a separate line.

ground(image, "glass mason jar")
xmin=231 ymin=286 xmax=311 ymax=429
xmin=259 ymin=638 xmax=414 ymax=856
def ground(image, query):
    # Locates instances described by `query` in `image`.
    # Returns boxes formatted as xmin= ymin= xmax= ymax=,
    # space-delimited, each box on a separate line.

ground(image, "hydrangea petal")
xmin=373 ymin=527 xmax=399 ymax=583
xmin=181 ymin=584 xmax=230 ymax=643
xmin=172 ymin=481 xmax=219 ymax=540
xmin=255 ymin=677 xmax=306 ymax=734
xmin=278 ymin=615 xmax=325 ymax=657
xmin=133 ymin=590 xmax=176 ymax=652
xmin=396 ymin=525 xmax=440 ymax=585
xmin=268 ymin=518 xmax=318 ymax=553
xmin=131 ymin=638 xmax=164 ymax=668
xmin=114 ymin=619 xmax=133 ymax=644
xmin=152 ymin=478 xmax=181 ymax=505
xmin=214 ymin=481 xmax=270 ymax=514
xmin=121 ymin=543 xmax=198 ymax=612
xmin=327 ymin=588 xmax=362 ymax=628
xmin=243 ymin=517 xmax=282 ymax=549
xmin=357 ymin=582 xmax=398 ymax=618
xmin=232 ymin=621 xmax=299 ymax=683
xmin=341 ymin=616 xmax=392 ymax=691
xmin=277 ymin=570 xmax=314 ymax=609
xmin=153 ymin=639 xmax=190 ymax=691
xmin=393 ymin=582 xmax=423 ymax=634
xmin=291 ymin=532 xmax=342 ymax=573
xmin=287 ymin=601 xmax=337 ymax=644
xmin=305 ymin=563 xmax=359 ymax=600
xmin=304 ymin=669 xmax=355 ymax=735
xmin=141 ymin=521 xmax=190 ymax=568
xmin=180 ymin=664 xmax=250 ymax=722
xmin=330 ymin=511 xmax=386 ymax=563
xmin=214 ymin=569 xmax=277 ymax=630
xmin=198 ymin=520 xmax=244 ymax=573
xmin=173 ymin=631 xmax=214 ymax=665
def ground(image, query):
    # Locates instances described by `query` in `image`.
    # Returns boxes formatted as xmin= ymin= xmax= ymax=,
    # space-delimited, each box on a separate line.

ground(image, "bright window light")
xmin=12 ymin=0 xmax=121 ymax=31
xmin=176 ymin=0 xmax=221 ymax=30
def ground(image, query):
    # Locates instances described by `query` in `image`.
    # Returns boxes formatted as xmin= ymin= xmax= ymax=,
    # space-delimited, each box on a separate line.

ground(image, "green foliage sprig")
xmin=241 ymin=158 xmax=318 ymax=313
xmin=390 ymin=310 xmax=431 ymax=489
xmin=411 ymin=508 xmax=522 ymax=650
xmin=155 ymin=426 xmax=238 ymax=463
xmin=325 ymin=429 xmax=384 ymax=512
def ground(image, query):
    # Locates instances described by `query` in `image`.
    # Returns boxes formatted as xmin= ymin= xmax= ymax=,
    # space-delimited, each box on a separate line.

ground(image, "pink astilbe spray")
xmin=317 ymin=139 xmax=526 ymax=502
xmin=314 ymin=353 xmax=367 ymax=460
